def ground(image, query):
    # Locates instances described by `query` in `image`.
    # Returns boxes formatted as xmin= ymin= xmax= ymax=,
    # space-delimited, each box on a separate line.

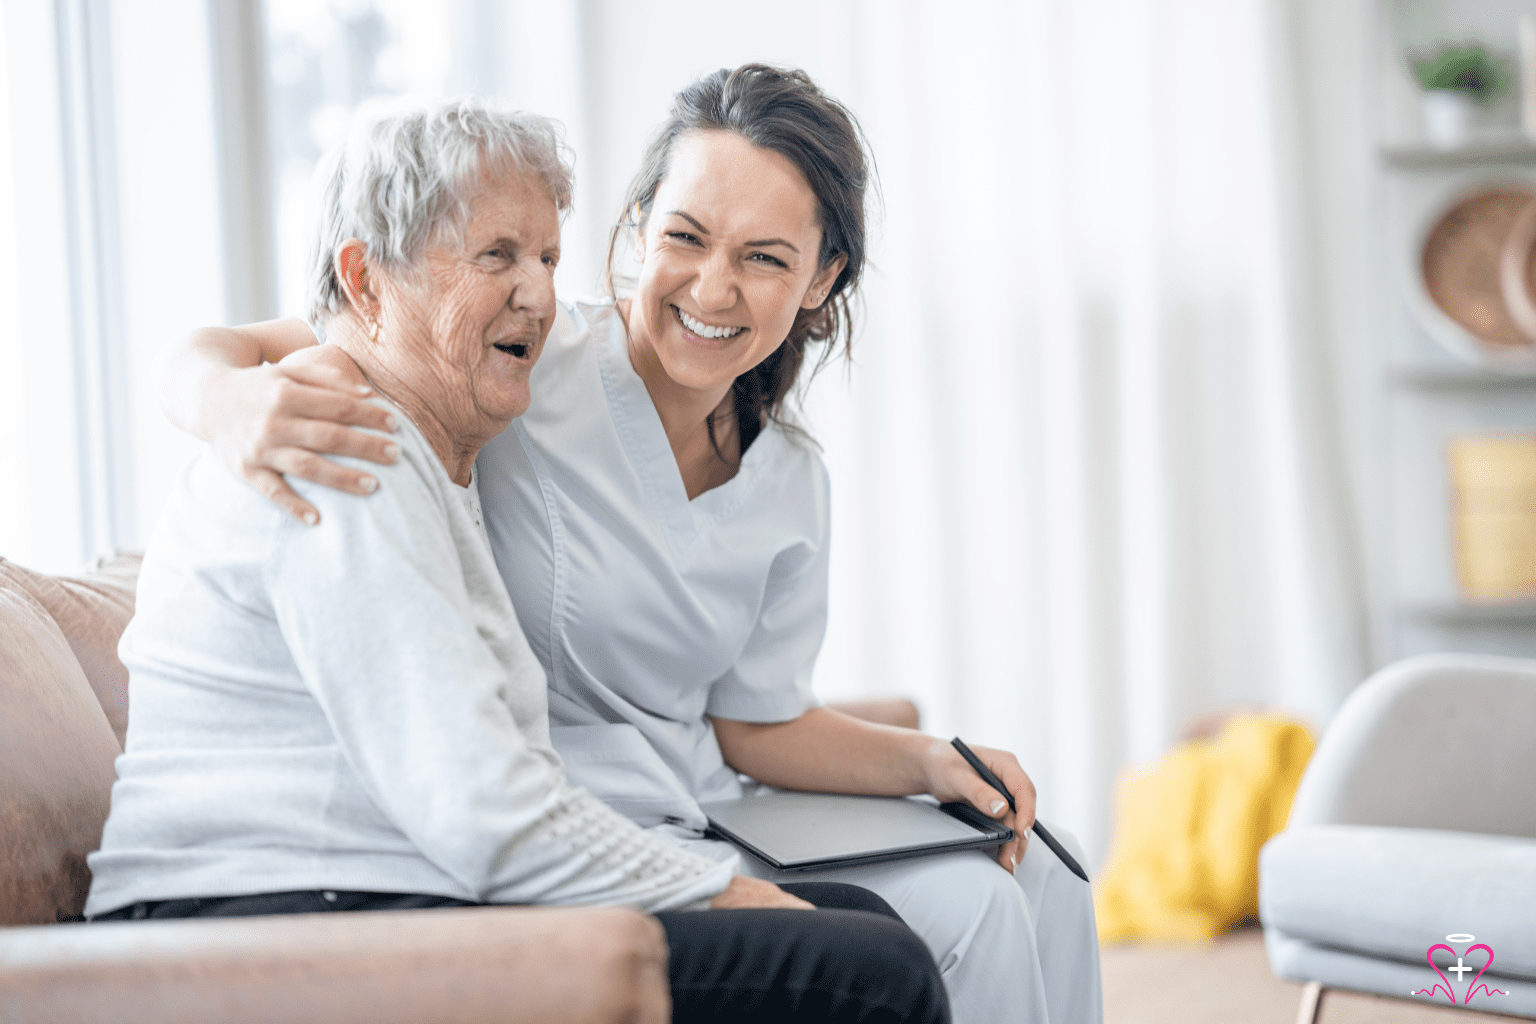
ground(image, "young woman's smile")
xmin=673 ymin=304 xmax=746 ymax=346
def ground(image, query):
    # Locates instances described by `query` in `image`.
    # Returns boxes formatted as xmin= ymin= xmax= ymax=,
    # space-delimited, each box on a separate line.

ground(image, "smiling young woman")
xmin=157 ymin=66 xmax=1103 ymax=1024
xmin=607 ymin=66 xmax=863 ymax=500
xmin=617 ymin=131 xmax=846 ymax=497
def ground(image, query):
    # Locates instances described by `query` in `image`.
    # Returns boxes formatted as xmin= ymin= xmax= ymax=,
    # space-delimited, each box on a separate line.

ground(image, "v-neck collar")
xmin=596 ymin=309 xmax=784 ymax=563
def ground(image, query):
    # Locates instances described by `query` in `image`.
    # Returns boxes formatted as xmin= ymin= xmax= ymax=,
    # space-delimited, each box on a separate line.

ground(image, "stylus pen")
xmin=950 ymin=737 xmax=1089 ymax=882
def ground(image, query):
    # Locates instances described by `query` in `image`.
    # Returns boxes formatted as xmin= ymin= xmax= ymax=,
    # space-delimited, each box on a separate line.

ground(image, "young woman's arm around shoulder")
xmin=158 ymin=317 xmax=396 ymax=524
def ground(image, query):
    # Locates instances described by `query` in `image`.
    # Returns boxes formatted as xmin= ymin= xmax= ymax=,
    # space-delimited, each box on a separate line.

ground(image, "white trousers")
xmin=736 ymin=818 xmax=1103 ymax=1024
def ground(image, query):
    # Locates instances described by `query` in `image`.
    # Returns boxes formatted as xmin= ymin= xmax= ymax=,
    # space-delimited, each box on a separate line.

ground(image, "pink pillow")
xmin=0 ymin=584 xmax=120 ymax=923
xmin=0 ymin=555 xmax=138 ymax=748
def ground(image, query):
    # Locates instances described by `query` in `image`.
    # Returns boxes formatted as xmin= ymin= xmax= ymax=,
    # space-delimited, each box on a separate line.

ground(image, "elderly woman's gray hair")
xmin=308 ymin=98 xmax=574 ymax=323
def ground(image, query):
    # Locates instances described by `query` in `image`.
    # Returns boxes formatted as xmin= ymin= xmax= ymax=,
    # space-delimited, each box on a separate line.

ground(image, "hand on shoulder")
xmin=211 ymin=337 xmax=401 ymax=525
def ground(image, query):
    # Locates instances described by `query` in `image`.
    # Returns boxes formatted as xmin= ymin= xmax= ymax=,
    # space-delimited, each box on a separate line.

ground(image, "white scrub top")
xmin=476 ymin=298 xmax=829 ymax=832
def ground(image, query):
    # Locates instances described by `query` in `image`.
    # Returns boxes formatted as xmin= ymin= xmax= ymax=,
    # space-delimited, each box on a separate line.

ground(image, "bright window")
xmin=265 ymin=0 xmax=449 ymax=317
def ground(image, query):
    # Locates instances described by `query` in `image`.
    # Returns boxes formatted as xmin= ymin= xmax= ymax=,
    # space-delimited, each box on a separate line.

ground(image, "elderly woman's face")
xmin=381 ymin=168 xmax=561 ymax=430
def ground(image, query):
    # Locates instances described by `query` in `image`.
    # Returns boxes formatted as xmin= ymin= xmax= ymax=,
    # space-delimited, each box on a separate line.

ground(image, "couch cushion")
xmin=0 ymin=586 xmax=122 ymax=924
xmin=1260 ymin=825 xmax=1536 ymax=981
xmin=0 ymin=554 xmax=138 ymax=747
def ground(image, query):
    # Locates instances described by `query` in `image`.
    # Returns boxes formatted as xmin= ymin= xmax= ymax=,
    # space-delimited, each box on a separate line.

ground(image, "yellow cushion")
xmin=1094 ymin=713 xmax=1314 ymax=943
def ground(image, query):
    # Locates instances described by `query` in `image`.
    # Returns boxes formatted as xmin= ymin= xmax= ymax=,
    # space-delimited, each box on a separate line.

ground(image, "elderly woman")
xmin=84 ymin=100 xmax=948 ymax=1024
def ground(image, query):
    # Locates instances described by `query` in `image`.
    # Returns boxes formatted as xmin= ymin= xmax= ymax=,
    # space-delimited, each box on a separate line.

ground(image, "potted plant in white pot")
xmin=1411 ymin=42 xmax=1508 ymax=149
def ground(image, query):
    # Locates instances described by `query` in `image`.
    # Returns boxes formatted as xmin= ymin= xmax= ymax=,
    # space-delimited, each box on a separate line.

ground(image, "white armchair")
xmin=1258 ymin=653 xmax=1536 ymax=1022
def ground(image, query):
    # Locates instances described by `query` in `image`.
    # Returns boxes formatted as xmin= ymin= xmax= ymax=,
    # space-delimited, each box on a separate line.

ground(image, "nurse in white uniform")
xmin=161 ymin=65 xmax=1102 ymax=1024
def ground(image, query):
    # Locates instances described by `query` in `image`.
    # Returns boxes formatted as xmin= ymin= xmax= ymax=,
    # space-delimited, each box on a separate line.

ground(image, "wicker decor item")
xmin=1448 ymin=434 xmax=1536 ymax=602
xmin=1500 ymin=196 xmax=1536 ymax=345
xmin=1419 ymin=185 xmax=1536 ymax=362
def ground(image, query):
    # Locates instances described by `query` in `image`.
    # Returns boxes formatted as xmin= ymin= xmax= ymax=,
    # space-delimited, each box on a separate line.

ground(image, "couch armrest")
xmin=1287 ymin=653 xmax=1536 ymax=838
xmin=0 ymin=905 xmax=668 ymax=1024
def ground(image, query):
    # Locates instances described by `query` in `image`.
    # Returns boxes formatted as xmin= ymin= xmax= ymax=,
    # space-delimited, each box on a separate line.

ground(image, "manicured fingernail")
xmin=1008 ymin=854 xmax=1017 ymax=871
xmin=383 ymin=443 xmax=399 ymax=462
xmin=302 ymin=510 xmax=318 ymax=526
xmin=990 ymin=799 xmax=1008 ymax=815
xmin=355 ymin=384 xmax=372 ymax=395
xmin=383 ymin=413 xmax=398 ymax=431
xmin=359 ymin=476 xmax=378 ymax=493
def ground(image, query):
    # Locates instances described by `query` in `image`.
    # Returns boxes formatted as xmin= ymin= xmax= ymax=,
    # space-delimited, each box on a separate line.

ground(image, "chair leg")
xmin=1295 ymin=981 xmax=1325 ymax=1024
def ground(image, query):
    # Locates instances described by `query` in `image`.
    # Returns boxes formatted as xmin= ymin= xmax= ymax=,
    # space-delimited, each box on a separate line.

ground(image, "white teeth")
xmin=676 ymin=306 xmax=744 ymax=340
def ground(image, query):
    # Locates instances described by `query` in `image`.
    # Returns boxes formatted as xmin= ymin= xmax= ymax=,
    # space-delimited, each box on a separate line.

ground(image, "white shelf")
xmin=1406 ymin=601 xmax=1536 ymax=624
xmin=1391 ymin=365 xmax=1536 ymax=389
xmin=1365 ymin=0 xmax=1536 ymax=665
xmin=1381 ymin=139 xmax=1536 ymax=169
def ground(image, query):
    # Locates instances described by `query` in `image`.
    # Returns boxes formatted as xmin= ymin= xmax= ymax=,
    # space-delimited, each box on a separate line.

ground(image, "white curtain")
xmin=792 ymin=0 xmax=1373 ymax=864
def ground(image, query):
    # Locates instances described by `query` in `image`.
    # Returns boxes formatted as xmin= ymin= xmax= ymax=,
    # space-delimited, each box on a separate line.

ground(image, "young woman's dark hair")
xmin=607 ymin=63 xmax=872 ymax=454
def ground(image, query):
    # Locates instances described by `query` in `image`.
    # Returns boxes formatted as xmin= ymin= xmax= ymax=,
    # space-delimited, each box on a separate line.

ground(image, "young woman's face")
xmin=627 ymin=131 xmax=845 ymax=395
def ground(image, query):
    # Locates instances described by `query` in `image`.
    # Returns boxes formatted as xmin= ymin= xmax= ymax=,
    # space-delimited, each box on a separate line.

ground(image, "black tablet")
xmin=701 ymin=792 xmax=1013 ymax=872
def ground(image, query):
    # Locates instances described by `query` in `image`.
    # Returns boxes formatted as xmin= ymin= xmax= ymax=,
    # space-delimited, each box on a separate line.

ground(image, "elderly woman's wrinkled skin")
xmin=326 ymin=169 xmax=561 ymax=485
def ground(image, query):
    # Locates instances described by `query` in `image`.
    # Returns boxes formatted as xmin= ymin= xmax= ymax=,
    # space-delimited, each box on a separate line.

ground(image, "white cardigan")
xmin=85 ymin=398 xmax=734 ymax=918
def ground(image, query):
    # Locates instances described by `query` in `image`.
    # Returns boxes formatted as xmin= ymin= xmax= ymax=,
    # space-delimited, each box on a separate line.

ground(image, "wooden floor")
xmin=1101 ymin=927 xmax=1471 ymax=1024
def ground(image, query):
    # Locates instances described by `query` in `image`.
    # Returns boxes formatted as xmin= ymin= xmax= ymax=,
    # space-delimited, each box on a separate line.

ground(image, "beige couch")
xmin=0 ymin=553 xmax=916 ymax=1023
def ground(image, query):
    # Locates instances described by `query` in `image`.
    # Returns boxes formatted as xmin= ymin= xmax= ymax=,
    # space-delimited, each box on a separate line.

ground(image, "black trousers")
xmin=95 ymin=883 xmax=950 ymax=1024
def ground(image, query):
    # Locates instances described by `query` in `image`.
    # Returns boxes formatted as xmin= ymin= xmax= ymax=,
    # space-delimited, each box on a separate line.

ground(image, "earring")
xmin=367 ymin=317 xmax=380 ymax=342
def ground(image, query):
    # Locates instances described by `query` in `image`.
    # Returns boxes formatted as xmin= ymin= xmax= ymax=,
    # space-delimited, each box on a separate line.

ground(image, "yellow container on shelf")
xmin=1448 ymin=434 xmax=1536 ymax=602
